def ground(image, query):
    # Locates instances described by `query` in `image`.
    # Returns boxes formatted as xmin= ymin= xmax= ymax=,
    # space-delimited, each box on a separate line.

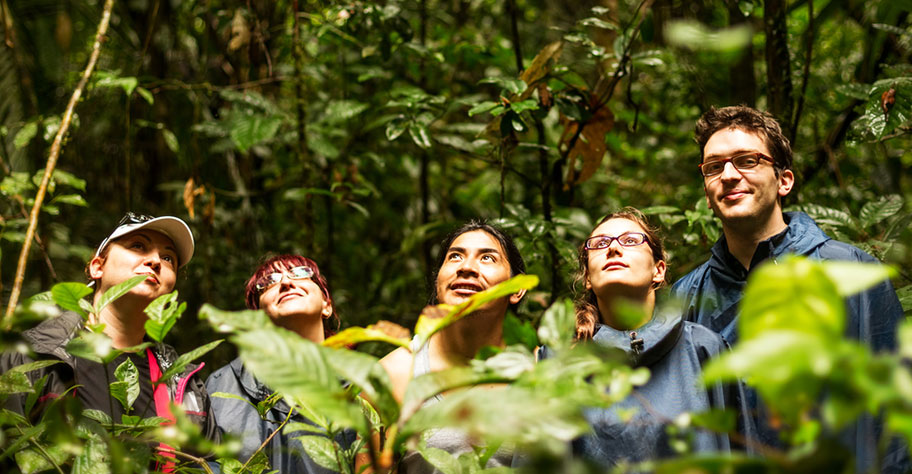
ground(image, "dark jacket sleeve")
xmin=0 ymin=350 xmax=70 ymax=421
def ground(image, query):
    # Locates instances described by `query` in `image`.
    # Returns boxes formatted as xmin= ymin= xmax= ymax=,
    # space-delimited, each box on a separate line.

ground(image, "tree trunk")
xmin=764 ymin=0 xmax=794 ymax=137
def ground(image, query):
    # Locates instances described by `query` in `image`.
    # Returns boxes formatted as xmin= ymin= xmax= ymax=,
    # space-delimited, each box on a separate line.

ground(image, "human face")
xmin=585 ymin=218 xmax=665 ymax=297
xmin=434 ymin=230 xmax=524 ymax=308
xmin=257 ymin=262 xmax=332 ymax=323
xmin=702 ymin=127 xmax=794 ymax=229
xmin=89 ymin=230 xmax=178 ymax=301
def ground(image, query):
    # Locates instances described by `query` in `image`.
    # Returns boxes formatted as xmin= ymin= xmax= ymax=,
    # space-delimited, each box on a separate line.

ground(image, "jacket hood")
xmin=23 ymin=311 xmax=83 ymax=363
xmin=590 ymin=303 xmax=684 ymax=367
xmin=708 ymin=211 xmax=832 ymax=279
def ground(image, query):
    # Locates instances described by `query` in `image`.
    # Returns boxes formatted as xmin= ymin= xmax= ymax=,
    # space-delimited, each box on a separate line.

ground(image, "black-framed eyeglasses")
xmin=255 ymin=265 xmax=315 ymax=294
xmin=117 ymin=212 xmax=155 ymax=227
xmin=584 ymin=232 xmax=648 ymax=250
xmin=698 ymin=152 xmax=775 ymax=178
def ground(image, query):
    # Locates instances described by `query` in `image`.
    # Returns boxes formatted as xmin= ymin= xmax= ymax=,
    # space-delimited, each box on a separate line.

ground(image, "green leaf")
xmin=233 ymin=328 xmax=365 ymax=432
xmin=13 ymin=122 xmax=38 ymax=149
xmin=143 ymin=291 xmax=186 ymax=342
xmin=859 ymin=195 xmax=903 ymax=228
xmin=112 ymin=358 xmax=140 ymax=411
xmin=537 ymin=298 xmax=575 ymax=352
xmin=580 ymin=17 xmax=617 ymax=30
xmin=320 ymin=346 xmax=400 ymax=426
xmin=325 ymin=100 xmax=369 ymax=124
xmin=162 ymin=129 xmax=179 ymax=152
xmin=509 ymin=99 xmax=539 ymax=114
xmin=819 ymin=261 xmax=896 ymax=298
xmin=49 ymin=193 xmax=88 ymax=207
xmin=408 ymin=122 xmax=432 ymax=149
xmin=791 ymin=204 xmax=856 ymax=230
xmin=416 ymin=442 xmax=463 ymax=474
xmin=96 ymin=74 xmax=138 ymax=96
xmin=294 ymin=435 xmax=342 ymax=471
xmin=66 ymin=331 xmax=118 ymax=364
xmin=51 ymin=169 xmax=87 ymax=191
xmin=51 ymin=282 xmax=92 ymax=318
xmin=664 ymin=20 xmax=752 ymax=53
xmin=95 ymin=275 xmax=149 ymax=315
xmin=135 ymin=86 xmax=154 ymax=105
xmin=385 ymin=117 xmax=408 ymax=141
xmin=14 ymin=445 xmax=69 ymax=474
xmin=739 ymin=256 xmax=845 ymax=342
xmin=322 ymin=322 xmax=410 ymax=349
xmin=199 ymin=304 xmax=272 ymax=333
xmin=228 ymin=113 xmax=282 ymax=153
xmin=72 ymin=437 xmax=110 ymax=474
xmin=413 ymin=275 xmax=539 ymax=348
xmin=467 ymin=101 xmax=500 ymax=117
xmin=0 ymin=371 xmax=31 ymax=394
xmin=159 ymin=340 xmax=223 ymax=381
xmin=503 ymin=314 xmax=538 ymax=352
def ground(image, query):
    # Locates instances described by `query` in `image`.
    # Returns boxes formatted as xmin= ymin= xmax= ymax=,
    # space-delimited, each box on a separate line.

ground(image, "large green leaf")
xmin=14 ymin=445 xmax=69 ymax=474
xmin=415 ymin=442 xmax=462 ymax=474
xmin=233 ymin=328 xmax=365 ymax=432
xmin=294 ymin=435 xmax=343 ymax=472
xmin=791 ymin=204 xmax=857 ymax=232
xmin=320 ymin=346 xmax=400 ymax=426
xmin=322 ymin=321 xmax=410 ymax=349
xmin=229 ymin=112 xmax=282 ymax=153
xmin=158 ymin=340 xmax=223 ymax=382
xmin=536 ymin=299 xmax=575 ymax=352
xmin=51 ymin=282 xmax=92 ymax=318
xmin=324 ymin=100 xmax=369 ymax=124
xmin=819 ymin=260 xmax=896 ymax=298
xmin=95 ymin=275 xmax=149 ymax=315
xmin=413 ymin=275 xmax=539 ymax=348
xmin=111 ymin=358 xmax=139 ymax=412
xmin=739 ymin=256 xmax=845 ymax=342
xmin=401 ymin=367 xmax=510 ymax=420
xmin=143 ymin=291 xmax=186 ymax=342
xmin=859 ymin=194 xmax=903 ymax=229
xmin=199 ymin=303 xmax=272 ymax=333
xmin=66 ymin=331 xmax=117 ymax=364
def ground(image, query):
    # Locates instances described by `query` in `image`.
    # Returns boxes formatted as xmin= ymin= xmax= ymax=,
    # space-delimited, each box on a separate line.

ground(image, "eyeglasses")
xmin=584 ymin=232 xmax=648 ymax=250
xmin=117 ymin=212 xmax=155 ymax=227
xmin=699 ymin=152 xmax=775 ymax=177
xmin=255 ymin=265 xmax=315 ymax=294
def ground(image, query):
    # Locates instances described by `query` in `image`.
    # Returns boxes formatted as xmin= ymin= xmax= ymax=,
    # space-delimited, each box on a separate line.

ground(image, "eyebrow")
xmin=704 ymin=149 xmax=758 ymax=160
xmin=133 ymin=232 xmax=178 ymax=255
xmin=448 ymin=246 xmax=502 ymax=255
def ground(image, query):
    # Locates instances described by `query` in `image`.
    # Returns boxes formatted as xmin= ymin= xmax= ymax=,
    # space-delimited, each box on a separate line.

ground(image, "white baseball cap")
xmin=95 ymin=213 xmax=195 ymax=268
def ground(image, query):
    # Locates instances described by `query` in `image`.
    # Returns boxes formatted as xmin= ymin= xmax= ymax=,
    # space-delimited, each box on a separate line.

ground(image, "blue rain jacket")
xmin=542 ymin=307 xmax=754 ymax=468
xmin=671 ymin=211 xmax=906 ymax=473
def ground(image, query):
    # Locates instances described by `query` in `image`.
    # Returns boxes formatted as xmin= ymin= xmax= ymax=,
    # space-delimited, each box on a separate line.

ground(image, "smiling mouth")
xmin=278 ymin=293 xmax=303 ymax=304
xmin=139 ymin=273 xmax=159 ymax=285
xmin=603 ymin=262 xmax=627 ymax=270
xmin=450 ymin=282 xmax=484 ymax=295
xmin=722 ymin=190 xmax=749 ymax=200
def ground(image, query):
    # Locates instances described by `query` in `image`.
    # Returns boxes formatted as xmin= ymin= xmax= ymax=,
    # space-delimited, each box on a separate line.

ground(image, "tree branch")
xmin=3 ymin=0 xmax=116 ymax=327
xmin=790 ymin=0 xmax=814 ymax=142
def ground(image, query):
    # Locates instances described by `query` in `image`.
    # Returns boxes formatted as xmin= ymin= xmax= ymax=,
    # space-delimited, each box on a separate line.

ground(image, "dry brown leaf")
xmin=182 ymin=177 xmax=206 ymax=219
xmin=372 ymin=320 xmax=412 ymax=340
xmin=228 ymin=10 xmax=250 ymax=52
xmin=559 ymin=99 xmax=614 ymax=190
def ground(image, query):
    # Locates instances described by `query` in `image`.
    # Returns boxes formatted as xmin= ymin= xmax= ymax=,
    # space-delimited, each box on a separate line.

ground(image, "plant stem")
xmin=3 ymin=0 xmax=116 ymax=327
xmin=16 ymin=425 xmax=65 ymax=474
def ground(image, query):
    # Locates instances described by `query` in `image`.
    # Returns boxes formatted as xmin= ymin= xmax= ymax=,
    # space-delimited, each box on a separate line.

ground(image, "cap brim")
xmin=98 ymin=216 xmax=194 ymax=268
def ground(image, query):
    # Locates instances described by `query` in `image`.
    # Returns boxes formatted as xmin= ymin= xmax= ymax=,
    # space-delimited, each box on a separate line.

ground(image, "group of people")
xmin=2 ymin=105 xmax=905 ymax=472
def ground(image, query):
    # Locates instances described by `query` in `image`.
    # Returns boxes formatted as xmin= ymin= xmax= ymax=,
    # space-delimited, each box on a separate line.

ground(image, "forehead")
xmin=703 ymin=127 xmax=770 ymax=159
xmin=447 ymin=230 xmax=505 ymax=254
xmin=591 ymin=217 xmax=644 ymax=237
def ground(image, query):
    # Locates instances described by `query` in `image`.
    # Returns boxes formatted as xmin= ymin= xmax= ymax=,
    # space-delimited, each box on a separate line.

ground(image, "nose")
xmin=719 ymin=160 xmax=741 ymax=181
xmin=605 ymin=239 xmax=624 ymax=255
xmin=144 ymin=253 xmax=161 ymax=271
xmin=456 ymin=256 xmax=480 ymax=275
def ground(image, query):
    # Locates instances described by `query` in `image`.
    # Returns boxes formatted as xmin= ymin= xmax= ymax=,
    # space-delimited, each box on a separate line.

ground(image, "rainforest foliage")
xmin=1 ymin=0 xmax=912 ymax=472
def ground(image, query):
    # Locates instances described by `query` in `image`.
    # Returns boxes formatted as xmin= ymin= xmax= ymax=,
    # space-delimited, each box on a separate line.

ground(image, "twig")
xmin=239 ymin=407 xmax=294 ymax=473
xmin=155 ymin=447 xmax=215 ymax=474
xmin=16 ymin=425 xmax=65 ymax=474
xmin=2 ymin=0 xmax=116 ymax=327
xmin=790 ymin=0 xmax=815 ymax=142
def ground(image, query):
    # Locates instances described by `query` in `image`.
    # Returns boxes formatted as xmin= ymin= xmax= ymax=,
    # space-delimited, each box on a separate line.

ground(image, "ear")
xmin=652 ymin=260 xmax=667 ymax=287
xmin=509 ymin=289 xmax=527 ymax=305
xmin=585 ymin=277 xmax=592 ymax=291
xmin=778 ymin=169 xmax=795 ymax=197
xmin=88 ymin=256 xmax=105 ymax=280
xmin=321 ymin=298 xmax=333 ymax=319
xmin=704 ymin=183 xmax=712 ymax=209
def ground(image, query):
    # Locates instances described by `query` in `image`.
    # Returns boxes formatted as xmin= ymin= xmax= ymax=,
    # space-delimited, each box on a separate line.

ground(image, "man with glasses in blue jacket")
xmin=670 ymin=105 xmax=904 ymax=472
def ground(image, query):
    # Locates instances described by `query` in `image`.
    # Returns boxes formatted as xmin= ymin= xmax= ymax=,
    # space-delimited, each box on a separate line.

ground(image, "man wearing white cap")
xmin=2 ymin=212 xmax=218 ymax=447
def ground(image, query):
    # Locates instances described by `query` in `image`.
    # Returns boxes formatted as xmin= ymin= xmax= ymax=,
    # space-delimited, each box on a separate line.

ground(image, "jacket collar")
xmin=228 ymin=357 xmax=294 ymax=415
xmin=708 ymin=211 xmax=832 ymax=279
xmin=590 ymin=303 xmax=684 ymax=367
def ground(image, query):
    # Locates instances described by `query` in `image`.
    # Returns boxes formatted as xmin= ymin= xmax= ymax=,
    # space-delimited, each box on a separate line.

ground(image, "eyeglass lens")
xmin=256 ymin=266 xmax=315 ymax=292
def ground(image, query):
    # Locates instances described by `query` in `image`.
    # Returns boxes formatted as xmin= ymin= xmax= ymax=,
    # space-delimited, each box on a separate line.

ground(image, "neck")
xmin=596 ymin=287 xmax=654 ymax=331
xmin=431 ymin=307 xmax=505 ymax=369
xmin=722 ymin=210 xmax=788 ymax=270
xmin=275 ymin=316 xmax=326 ymax=343
xmin=93 ymin=294 xmax=150 ymax=349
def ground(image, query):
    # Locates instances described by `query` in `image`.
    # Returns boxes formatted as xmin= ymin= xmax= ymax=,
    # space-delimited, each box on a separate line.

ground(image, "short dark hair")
xmin=575 ymin=208 xmax=667 ymax=341
xmin=428 ymin=220 xmax=526 ymax=308
xmin=695 ymin=105 xmax=793 ymax=171
xmin=245 ymin=254 xmax=339 ymax=338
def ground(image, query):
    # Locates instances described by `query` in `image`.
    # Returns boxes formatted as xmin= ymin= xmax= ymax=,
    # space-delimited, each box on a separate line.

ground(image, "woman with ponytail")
xmin=546 ymin=208 xmax=753 ymax=467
